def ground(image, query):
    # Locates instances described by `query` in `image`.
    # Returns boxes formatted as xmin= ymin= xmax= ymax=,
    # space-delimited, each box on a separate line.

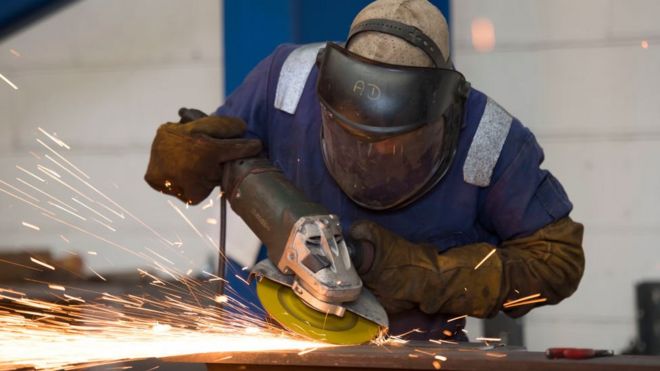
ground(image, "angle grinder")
xmin=176 ymin=108 xmax=388 ymax=344
xmin=221 ymin=157 xmax=388 ymax=345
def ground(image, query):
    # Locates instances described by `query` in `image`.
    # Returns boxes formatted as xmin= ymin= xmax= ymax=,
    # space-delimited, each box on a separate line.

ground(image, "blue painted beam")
xmin=0 ymin=0 xmax=77 ymax=41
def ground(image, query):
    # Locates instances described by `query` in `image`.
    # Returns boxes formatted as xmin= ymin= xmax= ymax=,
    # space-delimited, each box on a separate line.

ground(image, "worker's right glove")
xmin=348 ymin=217 xmax=584 ymax=318
xmin=144 ymin=109 xmax=262 ymax=205
xmin=348 ymin=220 xmax=501 ymax=315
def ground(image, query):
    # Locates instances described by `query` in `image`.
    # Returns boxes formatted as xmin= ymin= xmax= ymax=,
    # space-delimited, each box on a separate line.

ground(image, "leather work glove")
xmin=144 ymin=109 xmax=262 ymax=204
xmin=349 ymin=217 xmax=584 ymax=318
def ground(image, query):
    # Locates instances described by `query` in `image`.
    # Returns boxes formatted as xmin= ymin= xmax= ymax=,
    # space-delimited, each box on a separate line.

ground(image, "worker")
xmin=144 ymin=0 xmax=585 ymax=340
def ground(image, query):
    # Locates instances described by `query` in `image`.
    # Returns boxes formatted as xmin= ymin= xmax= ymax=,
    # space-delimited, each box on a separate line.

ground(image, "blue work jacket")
xmin=216 ymin=43 xmax=573 ymax=339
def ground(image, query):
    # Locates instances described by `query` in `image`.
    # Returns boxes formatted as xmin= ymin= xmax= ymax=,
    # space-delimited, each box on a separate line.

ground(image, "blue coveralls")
xmin=216 ymin=44 xmax=573 ymax=339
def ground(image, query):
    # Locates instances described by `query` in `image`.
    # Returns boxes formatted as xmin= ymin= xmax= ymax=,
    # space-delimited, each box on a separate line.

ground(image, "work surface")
xmin=167 ymin=341 xmax=660 ymax=371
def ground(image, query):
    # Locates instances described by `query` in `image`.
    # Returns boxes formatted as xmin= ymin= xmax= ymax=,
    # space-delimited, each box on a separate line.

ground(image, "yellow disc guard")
xmin=256 ymin=277 xmax=382 ymax=345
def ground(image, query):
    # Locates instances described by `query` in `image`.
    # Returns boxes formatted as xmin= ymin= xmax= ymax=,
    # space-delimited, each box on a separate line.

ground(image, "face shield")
xmin=316 ymin=43 xmax=469 ymax=210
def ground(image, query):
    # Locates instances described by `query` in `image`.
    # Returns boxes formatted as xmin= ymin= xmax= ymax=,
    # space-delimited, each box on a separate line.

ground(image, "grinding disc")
xmin=256 ymin=277 xmax=382 ymax=345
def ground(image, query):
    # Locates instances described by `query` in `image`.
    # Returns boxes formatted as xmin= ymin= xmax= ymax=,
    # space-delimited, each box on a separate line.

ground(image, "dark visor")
xmin=316 ymin=43 xmax=467 ymax=140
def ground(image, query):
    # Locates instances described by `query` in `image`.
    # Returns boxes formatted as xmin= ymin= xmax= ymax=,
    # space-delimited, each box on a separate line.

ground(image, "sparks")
xmin=16 ymin=177 xmax=78 ymax=211
xmin=64 ymin=294 xmax=85 ymax=303
xmin=244 ymin=326 xmax=260 ymax=334
xmin=0 ymin=258 xmax=41 ymax=272
xmin=503 ymin=293 xmax=541 ymax=308
xmin=476 ymin=337 xmax=502 ymax=342
xmin=72 ymin=197 xmax=114 ymax=223
xmin=429 ymin=338 xmax=458 ymax=345
xmin=168 ymin=200 xmax=216 ymax=252
xmin=48 ymin=200 xmax=87 ymax=220
xmin=145 ymin=247 xmax=175 ymax=265
xmin=152 ymin=322 xmax=172 ymax=334
xmin=21 ymin=221 xmax=41 ymax=231
xmin=234 ymin=274 xmax=250 ymax=286
xmin=37 ymin=128 xmax=72 ymax=151
xmin=94 ymin=218 xmax=117 ymax=232
xmin=16 ymin=165 xmax=45 ymax=182
xmin=446 ymin=314 xmax=466 ymax=323
xmin=414 ymin=349 xmax=435 ymax=356
xmin=297 ymin=347 xmax=318 ymax=355
xmin=202 ymin=199 xmax=214 ymax=210
xmin=30 ymin=257 xmax=55 ymax=270
xmin=503 ymin=297 xmax=547 ymax=308
xmin=0 ymin=130 xmax=335 ymax=370
xmin=202 ymin=271 xmax=225 ymax=282
xmin=0 ymin=179 xmax=39 ymax=202
xmin=473 ymin=248 xmax=496 ymax=270
xmin=88 ymin=266 xmax=107 ymax=281
xmin=0 ymin=317 xmax=330 ymax=369
xmin=0 ymin=72 xmax=18 ymax=90
xmin=434 ymin=355 xmax=448 ymax=361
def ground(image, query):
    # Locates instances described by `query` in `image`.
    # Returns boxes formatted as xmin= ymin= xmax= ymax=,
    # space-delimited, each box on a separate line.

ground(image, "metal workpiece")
xmin=167 ymin=341 xmax=660 ymax=371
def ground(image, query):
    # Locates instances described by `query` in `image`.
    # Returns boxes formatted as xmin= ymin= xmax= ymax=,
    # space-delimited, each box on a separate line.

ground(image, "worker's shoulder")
xmin=269 ymin=43 xmax=307 ymax=63
xmin=271 ymin=42 xmax=327 ymax=114
xmin=461 ymin=88 xmax=535 ymax=187
xmin=250 ymin=43 xmax=319 ymax=80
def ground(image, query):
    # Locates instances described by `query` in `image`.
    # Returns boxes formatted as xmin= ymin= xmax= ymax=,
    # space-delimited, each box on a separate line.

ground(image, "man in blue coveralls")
xmin=144 ymin=0 xmax=585 ymax=340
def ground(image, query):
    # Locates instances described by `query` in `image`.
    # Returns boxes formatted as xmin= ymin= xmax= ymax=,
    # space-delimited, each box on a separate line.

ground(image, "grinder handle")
xmin=178 ymin=107 xmax=208 ymax=123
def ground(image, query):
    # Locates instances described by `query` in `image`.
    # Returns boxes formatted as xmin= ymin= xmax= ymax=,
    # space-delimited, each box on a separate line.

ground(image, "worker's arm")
xmin=350 ymin=217 xmax=583 ymax=317
xmin=350 ymin=127 xmax=585 ymax=317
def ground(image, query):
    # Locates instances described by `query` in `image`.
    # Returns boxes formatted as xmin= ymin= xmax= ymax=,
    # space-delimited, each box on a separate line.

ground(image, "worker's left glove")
xmin=144 ymin=108 xmax=262 ymax=205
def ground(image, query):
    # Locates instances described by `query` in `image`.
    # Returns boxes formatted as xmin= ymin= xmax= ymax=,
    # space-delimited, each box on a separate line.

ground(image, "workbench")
xmin=167 ymin=341 xmax=660 ymax=371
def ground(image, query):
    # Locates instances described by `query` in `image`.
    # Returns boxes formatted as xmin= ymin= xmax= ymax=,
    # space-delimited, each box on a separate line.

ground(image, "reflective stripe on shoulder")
xmin=463 ymin=97 xmax=513 ymax=187
xmin=274 ymin=42 xmax=326 ymax=114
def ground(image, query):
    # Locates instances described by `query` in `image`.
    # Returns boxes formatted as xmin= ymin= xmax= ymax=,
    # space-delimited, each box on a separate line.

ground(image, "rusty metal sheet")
xmin=166 ymin=341 xmax=660 ymax=371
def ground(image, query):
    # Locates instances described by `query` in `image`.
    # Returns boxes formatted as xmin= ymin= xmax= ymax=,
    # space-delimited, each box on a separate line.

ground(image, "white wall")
xmin=0 ymin=0 xmax=260 ymax=278
xmin=453 ymin=0 xmax=660 ymax=351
